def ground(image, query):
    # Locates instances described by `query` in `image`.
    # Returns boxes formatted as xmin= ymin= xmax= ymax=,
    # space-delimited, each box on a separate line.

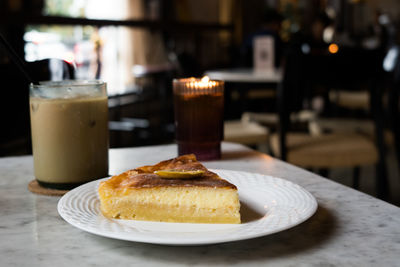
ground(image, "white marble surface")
xmin=1 ymin=142 xmax=399 ymax=266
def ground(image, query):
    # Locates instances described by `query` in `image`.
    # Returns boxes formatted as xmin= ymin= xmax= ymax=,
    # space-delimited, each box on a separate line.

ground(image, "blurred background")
xmin=1 ymin=0 xmax=399 ymax=204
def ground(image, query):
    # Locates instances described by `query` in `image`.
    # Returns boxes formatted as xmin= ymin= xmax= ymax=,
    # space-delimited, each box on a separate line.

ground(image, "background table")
xmin=1 ymin=142 xmax=399 ymax=266
xmin=205 ymin=69 xmax=283 ymax=119
xmin=205 ymin=68 xmax=282 ymax=83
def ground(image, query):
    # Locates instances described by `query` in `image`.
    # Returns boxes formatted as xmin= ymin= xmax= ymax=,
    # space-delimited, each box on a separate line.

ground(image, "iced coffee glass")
xmin=29 ymin=80 xmax=109 ymax=189
xmin=173 ymin=77 xmax=224 ymax=160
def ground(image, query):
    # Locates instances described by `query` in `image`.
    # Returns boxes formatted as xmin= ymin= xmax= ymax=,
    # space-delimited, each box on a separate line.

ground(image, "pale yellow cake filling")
xmin=99 ymin=186 xmax=241 ymax=224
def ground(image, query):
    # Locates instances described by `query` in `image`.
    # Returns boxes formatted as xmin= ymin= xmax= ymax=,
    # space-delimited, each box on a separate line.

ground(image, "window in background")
xmin=23 ymin=0 xmax=164 ymax=95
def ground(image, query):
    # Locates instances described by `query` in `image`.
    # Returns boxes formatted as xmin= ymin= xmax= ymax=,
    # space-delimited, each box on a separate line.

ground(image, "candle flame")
xmin=201 ymin=76 xmax=210 ymax=83
xmin=196 ymin=76 xmax=211 ymax=88
xmin=183 ymin=76 xmax=216 ymax=91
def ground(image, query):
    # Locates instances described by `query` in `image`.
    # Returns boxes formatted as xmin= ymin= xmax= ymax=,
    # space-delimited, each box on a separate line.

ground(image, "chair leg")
xmin=318 ymin=169 xmax=329 ymax=178
xmin=392 ymin=117 xmax=400 ymax=175
xmin=375 ymin=162 xmax=389 ymax=200
xmin=370 ymin=80 xmax=390 ymax=200
xmin=352 ymin=167 xmax=360 ymax=190
xmin=388 ymin=87 xmax=400 ymax=174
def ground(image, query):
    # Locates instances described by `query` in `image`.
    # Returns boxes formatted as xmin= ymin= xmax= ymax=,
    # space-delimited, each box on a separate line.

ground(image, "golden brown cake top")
xmin=104 ymin=154 xmax=237 ymax=190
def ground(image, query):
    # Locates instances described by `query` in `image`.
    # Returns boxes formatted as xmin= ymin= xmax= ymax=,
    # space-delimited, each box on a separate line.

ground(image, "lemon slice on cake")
xmin=154 ymin=169 xmax=205 ymax=179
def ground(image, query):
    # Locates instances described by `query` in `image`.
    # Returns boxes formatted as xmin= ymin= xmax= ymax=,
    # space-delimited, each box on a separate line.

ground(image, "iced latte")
xmin=29 ymin=81 xmax=109 ymax=189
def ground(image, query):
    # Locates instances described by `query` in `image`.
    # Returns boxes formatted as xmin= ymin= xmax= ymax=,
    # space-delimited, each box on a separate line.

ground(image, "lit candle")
xmin=173 ymin=77 xmax=224 ymax=160
xmin=176 ymin=76 xmax=223 ymax=96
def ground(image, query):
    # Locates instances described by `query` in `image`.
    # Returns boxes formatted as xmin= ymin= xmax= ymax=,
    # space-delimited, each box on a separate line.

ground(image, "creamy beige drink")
xmin=29 ymin=81 xmax=109 ymax=189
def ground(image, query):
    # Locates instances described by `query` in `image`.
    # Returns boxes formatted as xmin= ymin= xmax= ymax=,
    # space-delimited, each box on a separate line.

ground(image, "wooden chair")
xmin=224 ymin=115 xmax=269 ymax=151
xmin=270 ymin=46 xmax=389 ymax=199
xmin=329 ymin=90 xmax=369 ymax=110
xmin=309 ymin=118 xmax=394 ymax=146
xmin=241 ymin=110 xmax=317 ymax=132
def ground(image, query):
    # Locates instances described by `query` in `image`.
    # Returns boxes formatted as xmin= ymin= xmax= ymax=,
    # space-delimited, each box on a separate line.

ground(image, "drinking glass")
xmin=29 ymin=80 xmax=109 ymax=189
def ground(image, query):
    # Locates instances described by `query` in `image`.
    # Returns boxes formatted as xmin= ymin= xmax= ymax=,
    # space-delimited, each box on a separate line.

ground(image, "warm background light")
xmin=329 ymin=43 xmax=339 ymax=54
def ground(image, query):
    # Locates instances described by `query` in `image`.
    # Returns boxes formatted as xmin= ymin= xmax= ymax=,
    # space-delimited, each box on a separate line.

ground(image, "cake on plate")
xmin=98 ymin=154 xmax=241 ymax=224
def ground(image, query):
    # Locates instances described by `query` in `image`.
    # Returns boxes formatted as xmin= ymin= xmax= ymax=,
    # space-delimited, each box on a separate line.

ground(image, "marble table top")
xmin=1 ymin=142 xmax=399 ymax=266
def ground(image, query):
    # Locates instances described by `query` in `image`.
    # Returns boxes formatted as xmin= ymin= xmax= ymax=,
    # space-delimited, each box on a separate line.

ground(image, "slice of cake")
xmin=98 ymin=154 xmax=241 ymax=224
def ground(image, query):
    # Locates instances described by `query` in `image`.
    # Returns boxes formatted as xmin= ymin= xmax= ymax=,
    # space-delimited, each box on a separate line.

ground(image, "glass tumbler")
xmin=29 ymin=80 xmax=109 ymax=189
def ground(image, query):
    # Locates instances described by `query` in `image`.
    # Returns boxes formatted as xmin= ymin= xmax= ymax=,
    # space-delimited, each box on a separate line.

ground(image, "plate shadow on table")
xmin=93 ymin=204 xmax=337 ymax=265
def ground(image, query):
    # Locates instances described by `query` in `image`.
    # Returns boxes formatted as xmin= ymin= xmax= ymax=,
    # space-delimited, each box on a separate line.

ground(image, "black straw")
xmin=0 ymin=33 xmax=37 ymax=84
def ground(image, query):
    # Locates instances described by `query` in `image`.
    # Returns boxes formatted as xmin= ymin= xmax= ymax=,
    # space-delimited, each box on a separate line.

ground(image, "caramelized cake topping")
xmin=107 ymin=154 xmax=237 ymax=190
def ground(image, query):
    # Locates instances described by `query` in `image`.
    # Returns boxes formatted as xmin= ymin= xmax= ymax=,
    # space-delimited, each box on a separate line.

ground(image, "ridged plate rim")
xmin=58 ymin=169 xmax=318 ymax=245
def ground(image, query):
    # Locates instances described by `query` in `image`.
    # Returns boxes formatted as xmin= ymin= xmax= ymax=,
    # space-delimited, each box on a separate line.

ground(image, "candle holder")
xmin=173 ymin=77 xmax=224 ymax=160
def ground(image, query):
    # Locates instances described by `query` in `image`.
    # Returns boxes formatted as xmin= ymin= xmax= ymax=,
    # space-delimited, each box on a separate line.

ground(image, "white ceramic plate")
xmin=58 ymin=169 xmax=317 ymax=245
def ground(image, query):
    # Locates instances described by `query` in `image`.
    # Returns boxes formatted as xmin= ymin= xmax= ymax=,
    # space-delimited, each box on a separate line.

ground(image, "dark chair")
xmin=28 ymin=58 xmax=75 ymax=81
xmin=0 ymin=58 xmax=75 ymax=156
xmin=270 ymin=46 xmax=389 ymax=199
xmin=384 ymin=45 xmax=400 ymax=174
